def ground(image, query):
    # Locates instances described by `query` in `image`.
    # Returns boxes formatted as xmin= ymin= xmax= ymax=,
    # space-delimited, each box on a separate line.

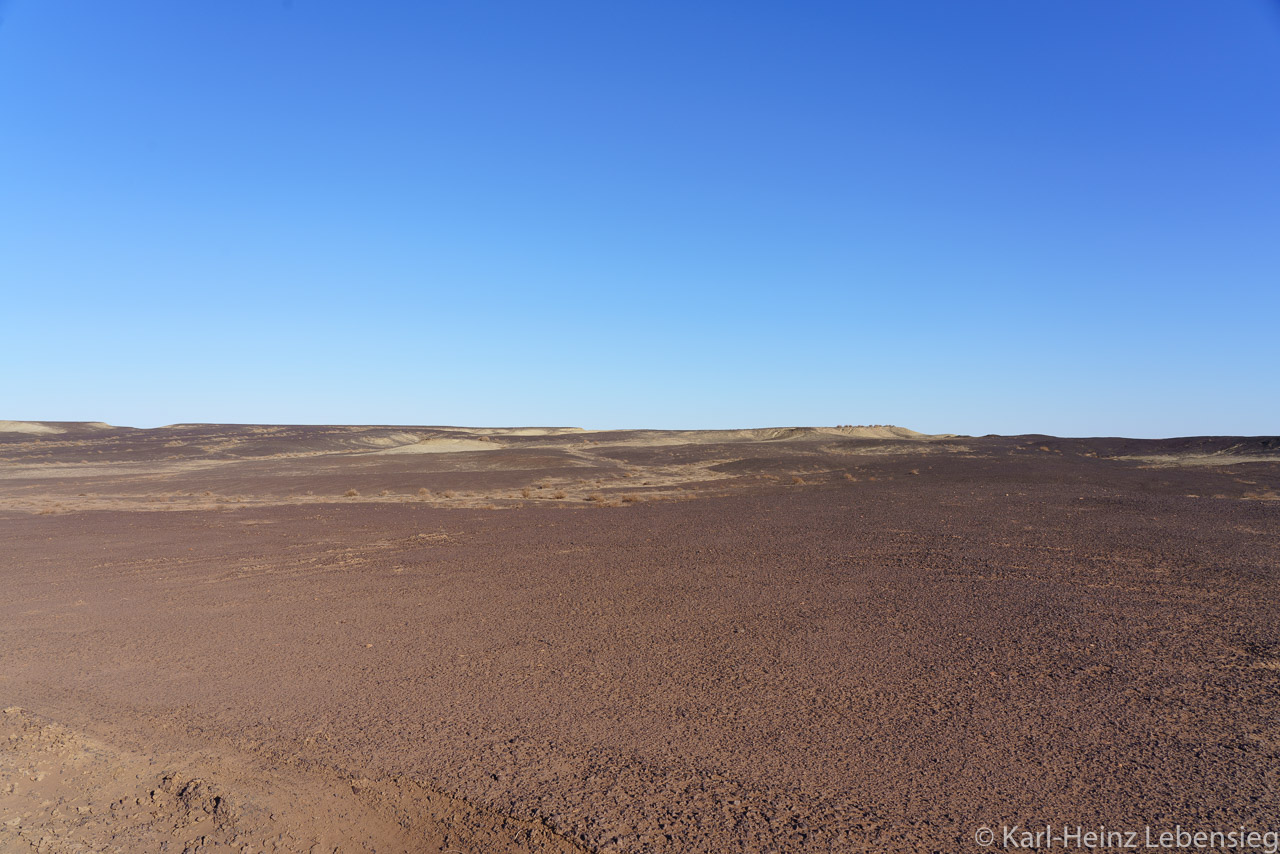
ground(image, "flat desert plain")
xmin=2 ymin=421 xmax=1278 ymax=853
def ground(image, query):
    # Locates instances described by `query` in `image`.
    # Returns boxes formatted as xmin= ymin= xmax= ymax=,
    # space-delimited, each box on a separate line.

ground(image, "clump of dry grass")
xmin=909 ymin=469 xmax=920 ymax=476
xmin=585 ymin=493 xmax=604 ymax=502
xmin=1243 ymin=489 xmax=1280 ymax=501
xmin=551 ymin=490 xmax=567 ymax=500
xmin=621 ymin=494 xmax=643 ymax=504
xmin=344 ymin=489 xmax=360 ymax=498
xmin=418 ymin=488 xmax=431 ymax=498
xmin=379 ymin=489 xmax=392 ymax=496
xmin=791 ymin=476 xmax=806 ymax=485
xmin=521 ymin=486 xmax=532 ymax=499
xmin=843 ymin=473 xmax=858 ymax=482
xmin=442 ymin=490 xmax=456 ymax=499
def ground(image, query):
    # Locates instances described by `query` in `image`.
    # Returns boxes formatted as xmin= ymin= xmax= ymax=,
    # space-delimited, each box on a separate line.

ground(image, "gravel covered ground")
xmin=2 ymin=424 xmax=1278 ymax=853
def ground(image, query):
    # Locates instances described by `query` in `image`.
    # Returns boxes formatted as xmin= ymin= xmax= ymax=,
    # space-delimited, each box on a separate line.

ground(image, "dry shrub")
xmin=843 ymin=473 xmax=858 ymax=482
xmin=344 ymin=489 xmax=360 ymax=497
xmin=621 ymin=494 xmax=642 ymax=504
xmin=552 ymin=490 xmax=567 ymax=500
xmin=585 ymin=493 xmax=604 ymax=502
xmin=418 ymin=488 xmax=431 ymax=498
xmin=379 ymin=489 xmax=391 ymax=496
xmin=521 ymin=487 xmax=532 ymax=499
xmin=442 ymin=490 xmax=456 ymax=499
xmin=908 ymin=469 xmax=921 ymax=476
xmin=791 ymin=476 xmax=806 ymax=485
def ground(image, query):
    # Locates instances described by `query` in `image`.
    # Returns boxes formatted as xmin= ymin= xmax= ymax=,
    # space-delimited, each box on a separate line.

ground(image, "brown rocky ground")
xmin=1 ymin=422 xmax=1278 ymax=853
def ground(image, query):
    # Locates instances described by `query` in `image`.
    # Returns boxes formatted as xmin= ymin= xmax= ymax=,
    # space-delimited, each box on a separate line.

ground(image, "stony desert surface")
xmin=2 ymin=421 xmax=1278 ymax=853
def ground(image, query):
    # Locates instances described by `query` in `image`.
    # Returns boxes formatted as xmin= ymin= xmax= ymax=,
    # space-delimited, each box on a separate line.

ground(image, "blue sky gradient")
xmin=2 ymin=1 xmax=1277 ymax=435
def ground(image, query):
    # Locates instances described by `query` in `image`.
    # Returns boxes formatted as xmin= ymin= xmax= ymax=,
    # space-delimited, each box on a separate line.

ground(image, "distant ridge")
xmin=0 ymin=420 xmax=116 ymax=435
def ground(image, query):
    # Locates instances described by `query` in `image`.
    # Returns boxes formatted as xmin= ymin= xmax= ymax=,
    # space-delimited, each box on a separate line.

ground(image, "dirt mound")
xmin=0 ymin=706 xmax=253 ymax=852
xmin=0 ymin=706 xmax=587 ymax=854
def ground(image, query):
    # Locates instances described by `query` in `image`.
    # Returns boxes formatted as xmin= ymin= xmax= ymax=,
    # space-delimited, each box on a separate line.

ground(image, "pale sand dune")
xmin=376 ymin=437 xmax=504 ymax=454
xmin=341 ymin=425 xmax=936 ymax=456
xmin=469 ymin=427 xmax=585 ymax=437
xmin=345 ymin=431 xmax=424 ymax=449
xmin=0 ymin=421 xmax=65 ymax=435
xmin=557 ymin=424 xmax=937 ymax=448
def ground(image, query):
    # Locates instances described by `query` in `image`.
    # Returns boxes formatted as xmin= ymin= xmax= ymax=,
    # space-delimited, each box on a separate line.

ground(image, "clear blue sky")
xmin=2 ymin=1 xmax=1277 ymax=436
